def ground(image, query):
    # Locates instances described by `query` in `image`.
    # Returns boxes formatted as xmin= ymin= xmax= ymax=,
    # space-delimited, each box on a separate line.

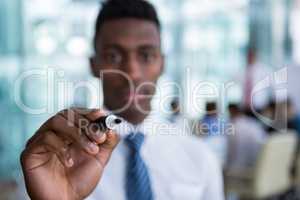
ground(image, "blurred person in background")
xmin=168 ymin=98 xmax=181 ymax=123
xmin=199 ymin=101 xmax=228 ymax=166
xmin=19 ymin=0 xmax=224 ymax=200
xmin=167 ymin=98 xmax=191 ymax=134
xmin=286 ymin=98 xmax=300 ymax=135
xmin=199 ymin=102 xmax=226 ymax=136
xmin=260 ymin=99 xmax=277 ymax=134
xmin=226 ymin=103 xmax=267 ymax=172
xmin=261 ymin=98 xmax=300 ymax=135
xmin=243 ymin=47 xmax=272 ymax=117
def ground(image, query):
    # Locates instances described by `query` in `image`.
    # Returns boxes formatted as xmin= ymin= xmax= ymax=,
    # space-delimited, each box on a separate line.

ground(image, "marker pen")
xmin=94 ymin=114 xmax=122 ymax=131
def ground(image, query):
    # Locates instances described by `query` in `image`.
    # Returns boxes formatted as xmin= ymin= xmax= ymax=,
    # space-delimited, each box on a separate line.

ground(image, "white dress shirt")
xmin=226 ymin=115 xmax=267 ymax=170
xmin=242 ymin=62 xmax=272 ymax=109
xmin=86 ymin=112 xmax=224 ymax=200
xmin=18 ymin=112 xmax=224 ymax=200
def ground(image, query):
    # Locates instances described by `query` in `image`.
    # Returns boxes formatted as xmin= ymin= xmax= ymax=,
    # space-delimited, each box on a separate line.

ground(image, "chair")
xmin=225 ymin=131 xmax=297 ymax=200
xmin=293 ymin=140 xmax=300 ymax=192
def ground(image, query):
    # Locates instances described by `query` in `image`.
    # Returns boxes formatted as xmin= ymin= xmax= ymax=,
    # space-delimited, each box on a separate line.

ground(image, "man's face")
xmin=91 ymin=18 xmax=163 ymax=123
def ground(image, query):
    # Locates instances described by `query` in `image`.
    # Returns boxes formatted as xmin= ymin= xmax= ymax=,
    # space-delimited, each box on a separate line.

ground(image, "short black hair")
xmin=228 ymin=103 xmax=241 ymax=110
xmin=170 ymin=98 xmax=179 ymax=109
xmin=228 ymin=103 xmax=240 ymax=112
xmin=93 ymin=0 xmax=161 ymax=51
xmin=206 ymin=102 xmax=217 ymax=112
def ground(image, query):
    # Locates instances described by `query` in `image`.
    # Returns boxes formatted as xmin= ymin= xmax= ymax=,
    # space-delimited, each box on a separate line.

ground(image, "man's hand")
xmin=20 ymin=108 xmax=120 ymax=200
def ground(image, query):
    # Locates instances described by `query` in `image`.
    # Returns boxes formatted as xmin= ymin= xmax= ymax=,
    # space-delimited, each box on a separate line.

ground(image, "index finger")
xmin=73 ymin=108 xmax=106 ymax=121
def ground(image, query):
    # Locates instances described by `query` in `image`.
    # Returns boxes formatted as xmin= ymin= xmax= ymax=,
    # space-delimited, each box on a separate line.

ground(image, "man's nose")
xmin=122 ymin=54 xmax=143 ymax=82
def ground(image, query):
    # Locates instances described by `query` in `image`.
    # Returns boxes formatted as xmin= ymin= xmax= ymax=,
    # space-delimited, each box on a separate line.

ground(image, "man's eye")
xmin=140 ymin=52 xmax=156 ymax=63
xmin=104 ymin=52 xmax=122 ymax=65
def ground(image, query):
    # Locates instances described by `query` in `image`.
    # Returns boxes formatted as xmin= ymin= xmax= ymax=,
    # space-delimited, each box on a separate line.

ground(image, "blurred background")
xmin=1 ymin=0 xmax=300 ymax=199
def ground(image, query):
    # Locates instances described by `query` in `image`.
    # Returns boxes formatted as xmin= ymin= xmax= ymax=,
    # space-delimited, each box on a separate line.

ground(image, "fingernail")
xmin=67 ymin=158 xmax=74 ymax=167
xmin=95 ymin=130 xmax=105 ymax=139
xmin=87 ymin=142 xmax=99 ymax=153
xmin=90 ymin=123 xmax=100 ymax=133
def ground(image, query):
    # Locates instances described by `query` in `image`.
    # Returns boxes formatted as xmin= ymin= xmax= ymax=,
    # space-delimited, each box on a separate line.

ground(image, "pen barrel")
xmin=94 ymin=115 xmax=121 ymax=131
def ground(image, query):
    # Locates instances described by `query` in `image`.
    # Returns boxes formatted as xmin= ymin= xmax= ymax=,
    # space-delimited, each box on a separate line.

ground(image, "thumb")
xmin=96 ymin=131 xmax=120 ymax=166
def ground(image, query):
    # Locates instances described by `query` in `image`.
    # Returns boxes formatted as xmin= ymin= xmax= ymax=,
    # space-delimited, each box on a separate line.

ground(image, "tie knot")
xmin=125 ymin=132 xmax=145 ymax=152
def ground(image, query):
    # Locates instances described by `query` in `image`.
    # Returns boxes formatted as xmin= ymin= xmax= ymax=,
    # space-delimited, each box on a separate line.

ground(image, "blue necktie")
xmin=125 ymin=132 xmax=154 ymax=200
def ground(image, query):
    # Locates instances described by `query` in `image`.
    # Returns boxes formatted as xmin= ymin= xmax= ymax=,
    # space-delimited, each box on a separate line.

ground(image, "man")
xmin=243 ymin=48 xmax=272 ymax=114
xmin=199 ymin=102 xmax=226 ymax=136
xmin=169 ymin=98 xmax=180 ymax=123
xmin=286 ymin=99 xmax=300 ymax=135
xmin=20 ymin=0 xmax=224 ymax=199
xmin=199 ymin=102 xmax=228 ymax=166
xmin=226 ymin=103 xmax=267 ymax=171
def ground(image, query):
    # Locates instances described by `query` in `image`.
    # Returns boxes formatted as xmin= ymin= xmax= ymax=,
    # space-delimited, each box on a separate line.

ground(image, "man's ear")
xmin=89 ymin=56 xmax=100 ymax=78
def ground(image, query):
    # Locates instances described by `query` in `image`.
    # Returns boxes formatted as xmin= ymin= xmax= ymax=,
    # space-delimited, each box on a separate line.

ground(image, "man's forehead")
xmin=96 ymin=18 xmax=161 ymax=49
